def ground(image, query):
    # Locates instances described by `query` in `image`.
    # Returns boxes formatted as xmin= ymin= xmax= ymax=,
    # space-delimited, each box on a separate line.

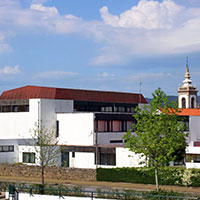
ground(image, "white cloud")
xmin=0 ymin=65 xmax=20 ymax=74
xmin=100 ymin=0 xmax=184 ymax=29
xmin=94 ymin=0 xmax=200 ymax=65
xmin=0 ymin=0 xmax=200 ymax=65
xmin=36 ymin=70 xmax=79 ymax=79
xmin=126 ymin=72 xmax=172 ymax=82
xmin=30 ymin=4 xmax=58 ymax=15
xmin=97 ymin=72 xmax=115 ymax=78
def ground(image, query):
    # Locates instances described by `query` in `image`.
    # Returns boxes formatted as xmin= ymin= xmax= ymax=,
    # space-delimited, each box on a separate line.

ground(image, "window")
xmin=56 ymin=120 xmax=59 ymax=137
xmin=113 ymin=121 xmax=120 ymax=132
xmin=110 ymin=140 xmax=123 ymax=143
xmin=72 ymin=152 xmax=75 ymax=158
xmin=186 ymin=154 xmax=200 ymax=163
xmin=0 ymin=145 xmax=14 ymax=152
xmin=191 ymin=97 xmax=195 ymax=108
xmin=23 ymin=152 xmax=35 ymax=163
xmin=105 ymin=107 xmax=112 ymax=112
xmin=182 ymin=98 xmax=186 ymax=108
xmin=120 ymin=121 xmax=127 ymax=132
xmin=12 ymin=105 xmax=18 ymax=112
xmin=99 ymin=153 xmax=116 ymax=165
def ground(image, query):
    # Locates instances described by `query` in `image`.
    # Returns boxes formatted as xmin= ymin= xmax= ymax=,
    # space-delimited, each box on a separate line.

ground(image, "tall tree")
xmin=124 ymin=88 xmax=187 ymax=191
xmin=29 ymin=122 xmax=61 ymax=186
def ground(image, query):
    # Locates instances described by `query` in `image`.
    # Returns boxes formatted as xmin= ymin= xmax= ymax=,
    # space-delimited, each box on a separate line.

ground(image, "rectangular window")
xmin=186 ymin=154 xmax=200 ymax=163
xmin=100 ymin=153 xmax=116 ymax=165
xmin=0 ymin=145 xmax=14 ymax=152
xmin=113 ymin=120 xmax=120 ymax=132
xmin=95 ymin=153 xmax=116 ymax=166
xmin=12 ymin=105 xmax=18 ymax=112
xmin=97 ymin=120 xmax=107 ymax=132
xmin=56 ymin=120 xmax=59 ymax=137
xmin=72 ymin=152 xmax=75 ymax=158
xmin=23 ymin=152 xmax=35 ymax=163
xmin=120 ymin=121 xmax=127 ymax=132
xmin=110 ymin=140 xmax=123 ymax=143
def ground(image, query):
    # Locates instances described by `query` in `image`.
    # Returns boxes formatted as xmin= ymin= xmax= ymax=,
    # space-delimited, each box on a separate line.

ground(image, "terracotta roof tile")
xmin=176 ymin=108 xmax=200 ymax=116
xmin=0 ymin=85 xmax=147 ymax=104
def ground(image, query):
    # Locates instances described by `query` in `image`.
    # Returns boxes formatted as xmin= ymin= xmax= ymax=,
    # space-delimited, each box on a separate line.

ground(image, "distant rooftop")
xmin=0 ymin=85 xmax=147 ymax=104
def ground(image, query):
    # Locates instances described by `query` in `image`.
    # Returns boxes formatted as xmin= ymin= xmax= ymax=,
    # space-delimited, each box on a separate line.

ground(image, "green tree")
xmin=29 ymin=122 xmax=61 ymax=186
xmin=124 ymin=88 xmax=187 ymax=191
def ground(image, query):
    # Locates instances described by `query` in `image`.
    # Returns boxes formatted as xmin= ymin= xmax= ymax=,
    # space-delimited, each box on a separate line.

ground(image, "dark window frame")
xmin=56 ymin=120 xmax=59 ymax=137
xmin=23 ymin=152 xmax=36 ymax=163
xmin=182 ymin=97 xmax=186 ymax=108
xmin=0 ymin=145 xmax=14 ymax=153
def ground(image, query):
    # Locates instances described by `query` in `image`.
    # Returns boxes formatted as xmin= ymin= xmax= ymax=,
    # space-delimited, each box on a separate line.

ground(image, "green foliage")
xmin=97 ymin=167 xmax=200 ymax=187
xmin=188 ymin=169 xmax=200 ymax=187
xmin=123 ymin=88 xmax=187 ymax=190
xmin=124 ymin=88 xmax=187 ymax=168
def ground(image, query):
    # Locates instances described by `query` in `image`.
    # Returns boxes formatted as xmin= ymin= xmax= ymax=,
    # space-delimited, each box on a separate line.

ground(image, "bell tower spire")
xmin=178 ymin=58 xmax=198 ymax=109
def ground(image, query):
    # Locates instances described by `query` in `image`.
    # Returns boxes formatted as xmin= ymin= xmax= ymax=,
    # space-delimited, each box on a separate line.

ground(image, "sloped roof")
xmin=0 ymin=85 xmax=147 ymax=104
xmin=176 ymin=109 xmax=200 ymax=116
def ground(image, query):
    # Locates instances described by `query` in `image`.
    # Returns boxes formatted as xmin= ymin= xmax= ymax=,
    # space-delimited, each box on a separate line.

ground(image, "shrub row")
xmin=97 ymin=167 xmax=200 ymax=187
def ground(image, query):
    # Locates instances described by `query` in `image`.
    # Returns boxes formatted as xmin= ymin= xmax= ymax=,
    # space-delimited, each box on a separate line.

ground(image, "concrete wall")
xmin=116 ymin=147 xmax=146 ymax=167
xmin=189 ymin=116 xmax=200 ymax=144
xmin=97 ymin=132 xmax=125 ymax=145
xmin=0 ymin=140 xmax=19 ymax=163
xmin=57 ymin=113 xmax=94 ymax=146
xmin=69 ymin=152 xmax=96 ymax=169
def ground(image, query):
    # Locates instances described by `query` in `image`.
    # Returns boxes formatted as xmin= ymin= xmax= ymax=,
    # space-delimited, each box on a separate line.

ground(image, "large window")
xmin=23 ymin=152 xmax=35 ymax=163
xmin=95 ymin=120 xmax=133 ymax=132
xmin=0 ymin=145 xmax=14 ymax=152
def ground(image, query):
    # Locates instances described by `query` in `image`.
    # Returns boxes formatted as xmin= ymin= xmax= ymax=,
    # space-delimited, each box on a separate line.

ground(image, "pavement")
xmin=0 ymin=175 xmax=200 ymax=195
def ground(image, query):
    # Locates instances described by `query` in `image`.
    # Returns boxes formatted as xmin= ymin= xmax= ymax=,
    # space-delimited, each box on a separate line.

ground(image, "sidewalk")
xmin=0 ymin=175 xmax=200 ymax=194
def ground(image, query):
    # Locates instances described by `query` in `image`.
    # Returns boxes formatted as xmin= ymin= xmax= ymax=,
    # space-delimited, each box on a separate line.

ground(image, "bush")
xmin=97 ymin=167 xmax=200 ymax=187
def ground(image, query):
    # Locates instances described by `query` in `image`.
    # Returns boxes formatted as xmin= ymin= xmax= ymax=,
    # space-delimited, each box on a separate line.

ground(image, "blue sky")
xmin=0 ymin=0 xmax=200 ymax=97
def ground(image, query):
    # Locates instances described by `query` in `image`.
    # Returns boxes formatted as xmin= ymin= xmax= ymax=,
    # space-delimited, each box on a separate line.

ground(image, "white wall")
xmin=18 ymin=145 xmax=41 ymax=165
xmin=186 ymin=146 xmax=200 ymax=154
xmin=116 ymin=148 xmax=146 ymax=167
xmin=189 ymin=116 xmax=200 ymax=143
xmin=186 ymin=162 xmax=200 ymax=169
xmin=0 ymin=98 xmax=73 ymax=140
xmin=18 ymin=145 xmax=61 ymax=166
xmin=57 ymin=113 xmax=94 ymax=146
xmin=0 ymin=99 xmax=40 ymax=139
xmin=69 ymin=152 xmax=96 ymax=169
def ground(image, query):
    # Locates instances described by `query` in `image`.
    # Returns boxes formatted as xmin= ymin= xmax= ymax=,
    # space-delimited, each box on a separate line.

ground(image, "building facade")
xmin=0 ymin=85 xmax=147 ymax=168
xmin=177 ymin=67 xmax=200 ymax=168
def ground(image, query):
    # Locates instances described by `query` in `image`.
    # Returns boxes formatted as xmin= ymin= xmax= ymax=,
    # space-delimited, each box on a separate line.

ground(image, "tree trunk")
xmin=40 ymin=165 xmax=45 ymax=194
xmin=155 ymin=166 xmax=159 ymax=191
xmin=41 ymin=165 xmax=44 ymax=186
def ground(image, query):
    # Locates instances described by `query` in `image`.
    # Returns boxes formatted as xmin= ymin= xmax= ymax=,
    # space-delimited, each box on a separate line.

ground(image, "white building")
xmin=177 ymin=66 xmax=200 ymax=168
xmin=0 ymin=85 xmax=147 ymax=168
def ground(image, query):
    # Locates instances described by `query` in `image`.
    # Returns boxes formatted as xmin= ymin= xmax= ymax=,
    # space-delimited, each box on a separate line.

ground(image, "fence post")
xmin=91 ymin=192 xmax=93 ymax=200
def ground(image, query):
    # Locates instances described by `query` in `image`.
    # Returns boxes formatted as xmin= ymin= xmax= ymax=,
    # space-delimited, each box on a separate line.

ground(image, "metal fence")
xmin=8 ymin=185 xmax=200 ymax=200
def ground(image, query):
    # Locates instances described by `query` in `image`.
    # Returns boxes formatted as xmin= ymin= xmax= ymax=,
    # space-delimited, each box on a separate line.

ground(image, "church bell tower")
xmin=178 ymin=63 xmax=198 ymax=109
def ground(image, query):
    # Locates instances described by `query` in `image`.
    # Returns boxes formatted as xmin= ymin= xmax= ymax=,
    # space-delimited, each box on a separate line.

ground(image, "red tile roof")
xmin=0 ymin=85 xmax=147 ymax=104
xmin=176 ymin=109 xmax=200 ymax=116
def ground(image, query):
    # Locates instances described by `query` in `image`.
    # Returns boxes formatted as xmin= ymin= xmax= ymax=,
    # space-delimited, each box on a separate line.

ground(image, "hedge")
xmin=97 ymin=167 xmax=200 ymax=187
